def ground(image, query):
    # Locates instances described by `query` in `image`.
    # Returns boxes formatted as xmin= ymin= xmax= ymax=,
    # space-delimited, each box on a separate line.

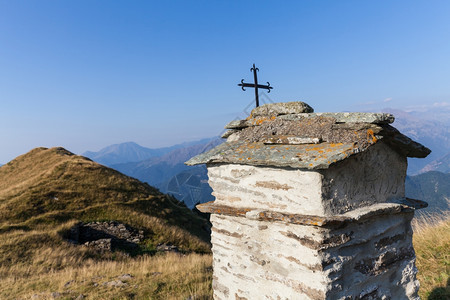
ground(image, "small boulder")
xmin=117 ymin=274 xmax=133 ymax=281
xmin=250 ymin=101 xmax=314 ymax=117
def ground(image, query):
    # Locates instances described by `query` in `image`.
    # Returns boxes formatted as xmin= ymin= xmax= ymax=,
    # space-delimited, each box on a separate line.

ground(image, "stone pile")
xmin=156 ymin=243 xmax=180 ymax=252
xmin=189 ymin=102 xmax=430 ymax=169
xmin=69 ymin=221 xmax=144 ymax=252
xmin=187 ymin=102 xmax=430 ymax=299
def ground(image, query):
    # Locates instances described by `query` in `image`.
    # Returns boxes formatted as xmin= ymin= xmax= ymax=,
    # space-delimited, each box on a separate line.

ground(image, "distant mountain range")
xmin=419 ymin=153 xmax=450 ymax=174
xmin=112 ymin=138 xmax=222 ymax=208
xmin=406 ymin=171 xmax=450 ymax=216
xmin=83 ymin=138 xmax=217 ymax=166
xmin=82 ymin=137 xmax=222 ymax=208
xmin=381 ymin=107 xmax=450 ymax=175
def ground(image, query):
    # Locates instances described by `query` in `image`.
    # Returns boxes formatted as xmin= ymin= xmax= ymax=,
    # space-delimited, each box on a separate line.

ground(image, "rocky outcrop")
xmin=68 ymin=221 xmax=144 ymax=252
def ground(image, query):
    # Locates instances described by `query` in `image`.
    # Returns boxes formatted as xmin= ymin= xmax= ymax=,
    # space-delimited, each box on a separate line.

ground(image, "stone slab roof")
xmin=186 ymin=102 xmax=431 ymax=169
xmin=186 ymin=141 xmax=357 ymax=169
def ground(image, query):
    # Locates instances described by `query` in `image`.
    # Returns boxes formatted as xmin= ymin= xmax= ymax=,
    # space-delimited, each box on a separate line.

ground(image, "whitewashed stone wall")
xmin=208 ymin=164 xmax=325 ymax=215
xmin=204 ymin=141 xmax=420 ymax=299
xmin=321 ymin=142 xmax=407 ymax=215
xmin=208 ymin=142 xmax=406 ymax=217
xmin=210 ymin=210 xmax=419 ymax=300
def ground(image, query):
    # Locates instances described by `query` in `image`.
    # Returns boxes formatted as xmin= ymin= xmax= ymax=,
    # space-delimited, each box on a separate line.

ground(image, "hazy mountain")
xmin=112 ymin=138 xmax=223 ymax=193
xmin=83 ymin=138 xmax=216 ymax=166
xmin=419 ymin=152 xmax=450 ymax=174
xmin=0 ymin=147 xmax=211 ymax=252
xmin=382 ymin=108 xmax=450 ymax=175
xmin=404 ymin=105 xmax=450 ymax=127
xmin=159 ymin=165 xmax=214 ymax=209
xmin=405 ymin=171 xmax=450 ymax=216
xmin=83 ymin=142 xmax=168 ymax=166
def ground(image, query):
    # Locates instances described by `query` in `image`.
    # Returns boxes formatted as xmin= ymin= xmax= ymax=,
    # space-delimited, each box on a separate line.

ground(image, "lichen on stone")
xmin=235 ymin=117 xmax=379 ymax=151
xmin=187 ymin=101 xmax=431 ymax=168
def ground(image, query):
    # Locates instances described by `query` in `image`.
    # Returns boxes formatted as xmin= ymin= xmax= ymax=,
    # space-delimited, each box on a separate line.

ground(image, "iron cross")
xmin=238 ymin=64 xmax=273 ymax=107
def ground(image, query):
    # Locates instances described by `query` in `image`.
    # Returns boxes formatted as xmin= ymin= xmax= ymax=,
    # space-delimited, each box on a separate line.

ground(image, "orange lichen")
xmin=367 ymin=129 xmax=378 ymax=144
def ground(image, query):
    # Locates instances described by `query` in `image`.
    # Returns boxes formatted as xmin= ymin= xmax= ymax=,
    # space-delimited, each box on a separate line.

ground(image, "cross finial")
xmin=238 ymin=64 xmax=273 ymax=107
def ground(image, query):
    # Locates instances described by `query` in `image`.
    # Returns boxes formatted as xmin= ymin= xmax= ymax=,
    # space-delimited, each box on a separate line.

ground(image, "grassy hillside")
xmin=0 ymin=147 xmax=210 ymax=262
xmin=413 ymin=213 xmax=450 ymax=299
xmin=0 ymin=249 xmax=213 ymax=299
xmin=0 ymin=147 xmax=212 ymax=299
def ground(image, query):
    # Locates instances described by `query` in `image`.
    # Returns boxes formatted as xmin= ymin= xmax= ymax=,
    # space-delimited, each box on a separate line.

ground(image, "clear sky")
xmin=1 ymin=1 xmax=450 ymax=163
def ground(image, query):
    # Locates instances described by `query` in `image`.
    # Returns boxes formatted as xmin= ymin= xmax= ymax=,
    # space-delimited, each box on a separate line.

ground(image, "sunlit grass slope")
xmin=1 ymin=250 xmax=213 ymax=299
xmin=0 ymin=147 xmax=210 ymax=259
xmin=0 ymin=147 xmax=212 ymax=299
xmin=413 ymin=213 xmax=450 ymax=300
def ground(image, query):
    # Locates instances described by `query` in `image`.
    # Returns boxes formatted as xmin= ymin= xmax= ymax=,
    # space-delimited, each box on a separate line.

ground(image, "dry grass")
xmin=413 ymin=212 xmax=450 ymax=299
xmin=0 ymin=221 xmax=213 ymax=299
xmin=0 ymin=251 xmax=213 ymax=299
xmin=0 ymin=213 xmax=448 ymax=299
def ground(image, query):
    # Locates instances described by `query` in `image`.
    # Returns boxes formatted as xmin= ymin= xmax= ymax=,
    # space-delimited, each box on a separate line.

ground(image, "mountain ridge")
xmin=113 ymin=137 xmax=221 ymax=179
xmin=419 ymin=152 xmax=450 ymax=174
xmin=406 ymin=171 xmax=450 ymax=216
xmin=0 ymin=147 xmax=210 ymax=252
xmin=82 ymin=138 xmax=218 ymax=166
xmin=381 ymin=107 xmax=450 ymax=174
xmin=111 ymin=138 xmax=223 ymax=208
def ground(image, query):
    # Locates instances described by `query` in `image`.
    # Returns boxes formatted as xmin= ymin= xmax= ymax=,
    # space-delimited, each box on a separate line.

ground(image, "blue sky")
xmin=1 ymin=1 xmax=450 ymax=163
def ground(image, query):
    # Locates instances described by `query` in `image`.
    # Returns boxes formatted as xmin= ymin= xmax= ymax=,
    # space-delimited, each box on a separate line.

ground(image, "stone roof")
xmin=186 ymin=102 xmax=431 ymax=169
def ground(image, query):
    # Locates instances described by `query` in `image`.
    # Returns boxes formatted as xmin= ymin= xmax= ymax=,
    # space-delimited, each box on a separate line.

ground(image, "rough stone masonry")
xmin=186 ymin=102 xmax=430 ymax=300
